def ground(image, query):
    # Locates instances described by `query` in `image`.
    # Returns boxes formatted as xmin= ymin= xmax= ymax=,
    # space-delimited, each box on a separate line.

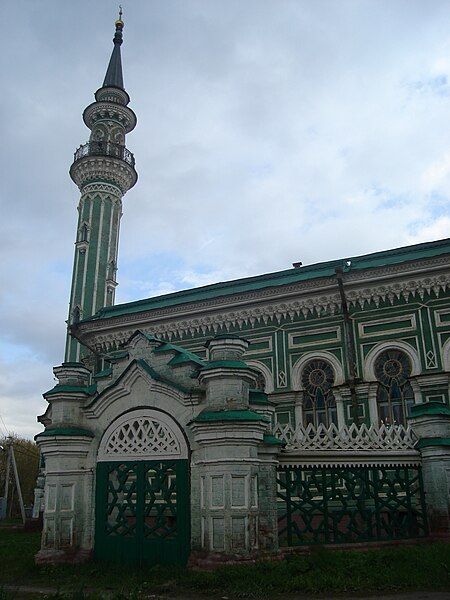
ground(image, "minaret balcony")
xmin=73 ymin=141 xmax=135 ymax=167
xmin=70 ymin=141 xmax=138 ymax=194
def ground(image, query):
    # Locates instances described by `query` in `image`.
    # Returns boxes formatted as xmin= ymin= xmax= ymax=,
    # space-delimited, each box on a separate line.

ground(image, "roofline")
xmin=76 ymin=237 xmax=450 ymax=325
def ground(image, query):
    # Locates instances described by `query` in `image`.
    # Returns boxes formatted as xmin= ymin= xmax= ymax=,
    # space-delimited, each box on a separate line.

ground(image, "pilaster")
xmin=189 ymin=335 xmax=280 ymax=562
xmin=35 ymin=363 xmax=96 ymax=562
xmin=409 ymin=402 xmax=450 ymax=536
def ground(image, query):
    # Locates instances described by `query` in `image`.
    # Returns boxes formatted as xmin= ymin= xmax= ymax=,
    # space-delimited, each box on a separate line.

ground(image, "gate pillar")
xmin=409 ymin=402 xmax=450 ymax=536
xmin=189 ymin=335 xmax=280 ymax=560
xmin=35 ymin=363 xmax=95 ymax=563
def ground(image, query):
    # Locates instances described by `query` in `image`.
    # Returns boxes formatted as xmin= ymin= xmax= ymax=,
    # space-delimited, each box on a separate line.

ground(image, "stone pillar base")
xmin=188 ymin=549 xmax=281 ymax=569
xmin=35 ymin=548 xmax=92 ymax=565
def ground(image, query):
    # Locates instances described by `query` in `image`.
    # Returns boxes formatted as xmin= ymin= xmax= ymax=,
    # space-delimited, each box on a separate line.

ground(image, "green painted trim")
xmin=105 ymin=350 xmax=129 ymax=361
xmin=263 ymin=434 xmax=284 ymax=446
xmin=35 ymin=427 xmax=94 ymax=439
xmin=205 ymin=334 xmax=249 ymax=345
xmin=85 ymin=358 xmax=194 ymax=410
xmin=200 ymin=360 xmax=251 ymax=371
xmin=79 ymin=238 xmax=450 ymax=322
xmin=410 ymin=402 xmax=450 ymax=417
xmin=191 ymin=410 xmax=270 ymax=423
xmin=43 ymin=384 xmax=97 ymax=397
xmin=154 ymin=342 xmax=205 ymax=366
xmin=249 ymin=390 xmax=269 ymax=404
xmin=137 ymin=359 xmax=192 ymax=394
xmin=416 ymin=437 xmax=450 ymax=449
xmin=93 ymin=367 xmax=113 ymax=379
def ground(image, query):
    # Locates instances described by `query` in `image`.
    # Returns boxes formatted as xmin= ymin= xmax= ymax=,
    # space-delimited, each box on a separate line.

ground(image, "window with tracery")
xmin=301 ymin=359 xmax=337 ymax=427
xmin=374 ymin=349 xmax=415 ymax=426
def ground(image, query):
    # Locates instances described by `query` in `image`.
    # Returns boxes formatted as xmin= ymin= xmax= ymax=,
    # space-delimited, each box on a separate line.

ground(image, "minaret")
xmin=65 ymin=11 xmax=137 ymax=363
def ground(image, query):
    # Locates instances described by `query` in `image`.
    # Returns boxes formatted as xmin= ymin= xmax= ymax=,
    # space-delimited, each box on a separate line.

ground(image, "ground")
xmin=0 ymin=527 xmax=449 ymax=599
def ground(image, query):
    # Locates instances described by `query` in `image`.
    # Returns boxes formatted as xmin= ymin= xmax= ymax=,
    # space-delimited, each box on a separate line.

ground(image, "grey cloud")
xmin=1 ymin=0 xmax=450 ymax=436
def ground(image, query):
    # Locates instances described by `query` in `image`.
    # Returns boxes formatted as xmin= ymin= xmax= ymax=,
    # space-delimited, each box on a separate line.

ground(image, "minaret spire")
xmin=103 ymin=8 xmax=125 ymax=89
xmin=65 ymin=13 xmax=137 ymax=363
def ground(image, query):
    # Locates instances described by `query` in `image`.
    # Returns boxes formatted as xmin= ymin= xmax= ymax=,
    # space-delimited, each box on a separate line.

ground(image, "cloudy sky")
xmin=1 ymin=0 xmax=450 ymax=437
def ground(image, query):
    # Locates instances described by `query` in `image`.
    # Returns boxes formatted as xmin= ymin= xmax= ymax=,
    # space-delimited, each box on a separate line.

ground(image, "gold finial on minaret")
xmin=116 ymin=5 xmax=124 ymax=26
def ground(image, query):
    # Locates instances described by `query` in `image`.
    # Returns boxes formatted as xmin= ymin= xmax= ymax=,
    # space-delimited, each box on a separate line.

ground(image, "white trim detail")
xmin=273 ymin=422 xmax=417 ymax=451
xmin=442 ymin=337 xmax=450 ymax=372
xmin=363 ymin=340 xmax=421 ymax=381
xmin=291 ymin=350 xmax=344 ymax=391
xmin=246 ymin=360 xmax=274 ymax=393
xmin=97 ymin=408 xmax=188 ymax=462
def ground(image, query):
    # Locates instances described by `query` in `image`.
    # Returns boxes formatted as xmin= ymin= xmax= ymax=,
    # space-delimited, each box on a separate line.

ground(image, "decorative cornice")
xmin=83 ymin=101 xmax=137 ymax=133
xmin=76 ymin=266 xmax=450 ymax=353
xmin=81 ymin=182 xmax=123 ymax=200
xmin=70 ymin=155 xmax=137 ymax=194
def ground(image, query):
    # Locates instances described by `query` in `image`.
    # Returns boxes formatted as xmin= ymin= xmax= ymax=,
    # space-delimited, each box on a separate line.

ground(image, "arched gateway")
xmin=95 ymin=409 xmax=190 ymax=565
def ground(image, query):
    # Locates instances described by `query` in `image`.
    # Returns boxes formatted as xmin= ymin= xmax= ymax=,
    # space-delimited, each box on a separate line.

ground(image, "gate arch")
xmin=97 ymin=408 xmax=189 ymax=462
xmin=95 ymin=408 xmax=190 ymax=566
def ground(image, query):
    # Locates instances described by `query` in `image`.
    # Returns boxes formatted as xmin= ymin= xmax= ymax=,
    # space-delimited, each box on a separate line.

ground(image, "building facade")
xmin=35 ymin=17 xmax=450 ymax=565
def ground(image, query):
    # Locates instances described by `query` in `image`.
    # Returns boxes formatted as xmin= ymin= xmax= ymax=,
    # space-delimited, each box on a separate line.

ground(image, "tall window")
xmin=374 ymin=349 xmax=415 ymax=426
xmin=301 ymin=359 xmax=337 ymax=427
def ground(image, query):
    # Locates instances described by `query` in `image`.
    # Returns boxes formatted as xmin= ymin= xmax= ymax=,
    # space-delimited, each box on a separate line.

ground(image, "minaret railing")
xmin=74 ymin=141 xmax=135 ymax=167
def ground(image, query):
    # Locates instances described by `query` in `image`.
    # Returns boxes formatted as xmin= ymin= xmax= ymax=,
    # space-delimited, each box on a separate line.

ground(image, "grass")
xmin=0 ymin=529 xmax=449 ymax=598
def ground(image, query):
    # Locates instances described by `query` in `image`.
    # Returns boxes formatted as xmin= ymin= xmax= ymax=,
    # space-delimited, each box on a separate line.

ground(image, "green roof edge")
xmin=43 ymin=384 xmax=97 ymax=397
xmin=35 ymin=427 xmax=94 ymax=440
xmin=77 ymin=237 xmax=450 ymax=322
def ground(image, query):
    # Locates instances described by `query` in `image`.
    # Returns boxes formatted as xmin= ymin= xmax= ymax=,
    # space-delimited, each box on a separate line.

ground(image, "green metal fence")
xmin=277 ymin=464 xmax=428 ymax=545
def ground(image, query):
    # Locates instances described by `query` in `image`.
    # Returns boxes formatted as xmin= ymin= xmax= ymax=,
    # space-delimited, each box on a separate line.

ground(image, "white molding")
xmin=84 ymin=360 xmax=187 ymax=419
xmin=97 ymin=408 xmax=188 ymax=462
xmin=441 ymin=337 xmax=450 ymax=372
xmin=363 ymin=340 xmax=422 ymax=381
xmin=288 ymin=326 xmax=341 ymax=349
xmin=358 ymin=313 xmax=416 ymax=339
xmin=291 ymin=350 xmax=345 ymax=391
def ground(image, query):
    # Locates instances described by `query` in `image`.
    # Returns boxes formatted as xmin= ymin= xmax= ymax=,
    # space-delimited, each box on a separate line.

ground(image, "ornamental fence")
xmin=273 ymin=422 xmax=417 ymax=452
xmin=273 ymin=423 xmax=427 ymax=545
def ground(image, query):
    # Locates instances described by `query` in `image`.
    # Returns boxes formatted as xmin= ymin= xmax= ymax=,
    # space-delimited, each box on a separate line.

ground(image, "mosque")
xmin=34 ymin=15 xmax=450 ymax=565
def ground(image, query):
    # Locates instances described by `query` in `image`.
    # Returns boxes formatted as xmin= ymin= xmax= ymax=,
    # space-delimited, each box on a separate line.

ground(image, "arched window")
xmin=79 ymin=223 xmax=89 ymax=242
xmin=301 ymin=359 xmax=337 ymax=427
xmin=374 ymin=349 xmax=415 ymax=426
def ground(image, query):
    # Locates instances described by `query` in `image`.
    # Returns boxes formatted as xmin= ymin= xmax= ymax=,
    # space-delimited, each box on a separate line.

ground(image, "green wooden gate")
xmin=95 ymin=459 xmax=190 ymax=565
xmin=277 ymin=464 xmax=428 ymax=545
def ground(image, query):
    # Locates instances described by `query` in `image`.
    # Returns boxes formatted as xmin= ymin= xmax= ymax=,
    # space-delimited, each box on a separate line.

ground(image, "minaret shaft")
xmin=65 ymin=16 xmax=137 ymax=363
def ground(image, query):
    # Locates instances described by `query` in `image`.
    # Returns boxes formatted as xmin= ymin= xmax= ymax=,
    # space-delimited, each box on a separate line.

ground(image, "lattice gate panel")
xmin=277 ymin=465 xmax=428 ymax=546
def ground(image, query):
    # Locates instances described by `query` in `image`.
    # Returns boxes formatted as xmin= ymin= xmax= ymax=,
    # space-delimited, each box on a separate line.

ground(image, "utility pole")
xmin=0 ymin=439 xmax=26 ymax=524
xmin=0 ymin=443 xmax=10 ymax=519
